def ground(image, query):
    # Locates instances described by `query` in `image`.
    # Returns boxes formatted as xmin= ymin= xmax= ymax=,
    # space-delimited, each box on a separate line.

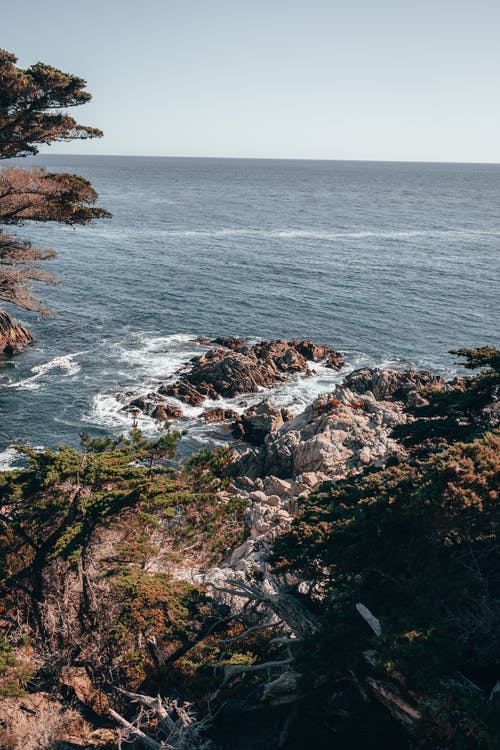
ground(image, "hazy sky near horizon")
xmin=3 ymin=0 xmax=500 ymax=162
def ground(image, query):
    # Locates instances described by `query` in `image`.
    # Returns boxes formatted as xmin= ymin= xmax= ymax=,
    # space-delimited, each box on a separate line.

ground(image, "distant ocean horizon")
xmin=1 ymin=155 xmax=499 ymax=464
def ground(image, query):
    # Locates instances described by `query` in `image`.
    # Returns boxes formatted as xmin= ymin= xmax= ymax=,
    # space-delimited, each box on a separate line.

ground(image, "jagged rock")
xmin=201 ymin=407 xmax=239 ymax=423
xmin=226 ymin=383 xmax=406 ymax=482
xmin=159 ymin=380 xmax=206 ymax=406
xmin=248 ymin=490 xmax=268 ymax=503
xmin=234 ymin=475 xmax=255 ymax=490
xmin=122 ymin=392 xmax=183 ymax=419
xmin=0 ymin=309 xmax=34 ymax=355
xmin=288 ymin=339 xmax=334 ymax=362
xmin=151 ymin=402 xmax=183 ymax=420
xmin=232 ymin=400 xmax=292 ymax=444
xmin=212 ymin=336 xmax=246 ymax=350
xmin=325 ymin=350 xmax=345 ymax=369
xmin=343 ymin=367 xmax=445 ymax=403
xmin=160 ymin=339 xmax=345 ymax=406
xmin=263 ymin=494 xmax=281 ymax=507
xmin=263 ymin=475 xmax=292 ymax=497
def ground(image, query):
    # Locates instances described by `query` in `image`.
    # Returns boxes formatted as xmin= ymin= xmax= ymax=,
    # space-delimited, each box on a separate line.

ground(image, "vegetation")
xmin=0 ymin=428 xmax=250 ymax=694
xmin=272 ymin=348 xmax=500 ymax=748
xmin=1 ymin=338 xmax=499 ymax=750
xmin=0 ymin=49 xmax=109 ymax=325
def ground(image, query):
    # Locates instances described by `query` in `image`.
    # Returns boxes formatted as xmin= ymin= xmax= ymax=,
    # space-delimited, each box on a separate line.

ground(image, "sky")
xmin=2 ymin=0 xmax=500 ymax=162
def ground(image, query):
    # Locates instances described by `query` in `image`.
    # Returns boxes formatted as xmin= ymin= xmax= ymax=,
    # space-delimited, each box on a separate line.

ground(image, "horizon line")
xmin=33 ymin=153 xmax=500 ymax=167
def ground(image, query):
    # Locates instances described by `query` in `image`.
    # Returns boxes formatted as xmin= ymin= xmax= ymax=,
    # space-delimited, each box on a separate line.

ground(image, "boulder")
xmin=232 ymin=400 xmax=292 ymax=444
xmin=212 ymin=336 xmax=246 ymax=350
xmin=201 ymin=407 xmax=238 ymax=423
xmin=289 ymin=339 xmax=343 ymax=366
xmin=343 ymin=367 xmax=445 ymax=403
xmin=226 ymin=380 xmax=407 ymax=483
xmin=263 ymin=475 xmax=292 ymax=496
xmin=151 ymin=402 xmax=183 ymax=420
xmin=122 ymin=393 xmax=183 ymax=419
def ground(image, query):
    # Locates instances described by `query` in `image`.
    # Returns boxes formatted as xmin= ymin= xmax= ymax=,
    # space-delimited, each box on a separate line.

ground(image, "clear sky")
xmin=3 ymin=0 xmax=500 ymax=162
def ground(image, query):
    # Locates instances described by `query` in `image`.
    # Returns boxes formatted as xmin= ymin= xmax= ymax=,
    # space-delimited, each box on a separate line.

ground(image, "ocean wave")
xmin=0 ymin=445 xmax=44 ymax=472
xmin=146 ymin=227 xmax=500 ymax=241
xmin=5 ymin=353 xmax=83 ymax=391
xmin=0 ymin=447 xmax=23 ymax=471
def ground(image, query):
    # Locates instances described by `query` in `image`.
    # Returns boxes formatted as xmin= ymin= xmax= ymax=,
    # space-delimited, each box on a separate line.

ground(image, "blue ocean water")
xmin=0 ymin=156 xmax=499 ymax=461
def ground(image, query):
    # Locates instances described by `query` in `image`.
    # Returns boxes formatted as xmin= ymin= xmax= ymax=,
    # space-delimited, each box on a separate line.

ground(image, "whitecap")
xmin=139 ymin=227 xmax=500 ymax=242
xmin=0 ymin=447 xmax=23 ymax=472
xmin=5 ymin=353 xmax=83 ymax=391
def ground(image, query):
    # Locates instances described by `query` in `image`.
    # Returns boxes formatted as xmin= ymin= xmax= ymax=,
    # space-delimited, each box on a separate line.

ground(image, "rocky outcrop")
xmin=201 ymin=407 xmax=239 ymax=423
xmin=227 ymin=384 xmax=406 ymax=482
xmin=122 ymin=392 xmax=182 ymax=420
xmin=343 ymin=367 xmax=446 ymax=405
xmin=0 ymin=309 xmax=34 ymax=355
xmin=161 ymin=339 xmax=344 ymax=405
xmin=212 ymin=336 xmax=246 ymax=350
xmin=232 ymin=400 xmax=293 ymax=444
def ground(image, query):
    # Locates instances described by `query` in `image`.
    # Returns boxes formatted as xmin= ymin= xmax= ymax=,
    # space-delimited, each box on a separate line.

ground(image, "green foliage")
xmin=393 ymin=347 xmax=500 ymax=450
xmin=0 ymin=636 xmax=32 ymax=697
xmin=273 ymin=431 xmax=500 ymax=746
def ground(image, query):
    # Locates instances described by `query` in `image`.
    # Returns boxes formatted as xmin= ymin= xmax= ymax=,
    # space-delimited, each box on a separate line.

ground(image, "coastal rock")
xmin=159 ymin=380 xmax=206 ymax=406
xmin=232 ymin=400 xmax=292 ymax=444
xmin=263 ymin=475 xmax=292 ymax=497
xmin=0 ymin=309 xmax=34 ymax=355
xmin=343 ymin=367 xmax=446 ymax=403
xmin=122 ymin=392 xmax=183 ymax=419
xmin=201 ymin=407 xmax=239 ymax=423
xmin=212 ymin=336 xmax=246 ymax=350
xmin=151 ymin=402 xmax=183 ymax=421
xmin=160 ymin=339 xmax=345 ymax=406
xmin=226 ymin=382 xmax=406 ymax=483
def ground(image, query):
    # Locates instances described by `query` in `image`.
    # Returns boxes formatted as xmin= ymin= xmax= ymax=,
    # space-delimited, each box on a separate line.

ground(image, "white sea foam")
xmin=144 ymin=227 xmax=500 ymax=242
xmin=5 ymin=353 xmax=83 ymax=391
xmin=0 ymin=445 xmax=45 ymax=472
xmin=0 ymin=447 xmax=23 ymax=471
xmin=86 ymin=345 xmax=375 ymax=447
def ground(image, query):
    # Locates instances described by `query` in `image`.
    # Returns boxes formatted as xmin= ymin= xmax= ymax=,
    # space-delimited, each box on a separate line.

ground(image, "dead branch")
xmin=221 ymin=657 xmax=293 ymax=687
xmin=209 ymin=578 xmax=320 ymax=638
xmin=355 ymin=602 xmax=382 ymax=636
xmin=109 ymin=708 xmax=164 ymax=750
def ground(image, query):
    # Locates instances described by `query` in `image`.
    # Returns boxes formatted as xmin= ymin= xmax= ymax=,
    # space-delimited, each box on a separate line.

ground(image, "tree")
xmin=0 ymin=49 xmax=110 ymax=351
xmin=393 ymin=347 xmax=500 ymax=450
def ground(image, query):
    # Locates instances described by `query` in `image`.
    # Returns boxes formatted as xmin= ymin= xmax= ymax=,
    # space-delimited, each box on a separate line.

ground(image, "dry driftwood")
xmin=110 ymin=689 xmax=202 ymax=750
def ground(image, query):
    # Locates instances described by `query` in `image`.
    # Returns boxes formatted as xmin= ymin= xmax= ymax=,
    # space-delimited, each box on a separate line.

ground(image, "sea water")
xmin=0 ymin=156 xmax=499 ymax=464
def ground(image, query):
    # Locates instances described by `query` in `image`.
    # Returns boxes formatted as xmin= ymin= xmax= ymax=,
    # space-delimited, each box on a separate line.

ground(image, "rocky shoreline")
xmin=120 ymin=338 xmax=451 ymax=588
xmin=3 ymin=335 xmax=485 ymax=750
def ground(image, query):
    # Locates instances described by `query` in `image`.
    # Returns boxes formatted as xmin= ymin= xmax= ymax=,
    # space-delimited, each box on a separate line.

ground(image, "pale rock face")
xmin=263 ymin=494 xmax=281 ymax=507
xmin=185 ymin=369 xmax=435 ymax=589
xmin=248 ymin=490 xmax=268 ymax=503
xmin=263 ymin=475 xmax=292 ymax=496
xmin=262 ymin=388 xmax=405 ymax=480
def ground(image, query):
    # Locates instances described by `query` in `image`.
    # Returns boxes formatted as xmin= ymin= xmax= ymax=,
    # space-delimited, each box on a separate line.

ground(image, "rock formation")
xmin=231 ymin=400 xmax=293 ymax=444
xmin=161 ymin=339 xmax=344 ymax=405
xmin=343 ymin=367 xmax=446 ymax=404
xmin=0 ymin=309 xmax=34 ymax=355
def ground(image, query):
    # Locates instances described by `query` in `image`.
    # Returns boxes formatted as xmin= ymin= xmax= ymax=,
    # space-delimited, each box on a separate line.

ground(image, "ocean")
xmin=0 ymin=155 xmax=499 ymax=465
